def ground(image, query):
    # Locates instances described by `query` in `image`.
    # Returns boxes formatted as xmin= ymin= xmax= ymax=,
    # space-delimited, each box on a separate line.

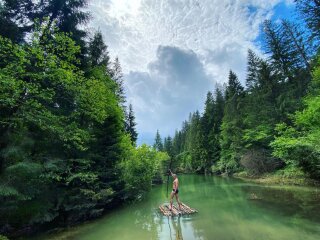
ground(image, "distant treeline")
xmin=155 ymin=0 xmax=320 ymax=180
xmin=0 ymin=0 xmax=168 ymax=237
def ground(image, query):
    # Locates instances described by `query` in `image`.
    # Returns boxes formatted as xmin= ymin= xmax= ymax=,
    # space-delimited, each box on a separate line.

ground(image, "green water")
xmin=30 ymin=175 xmax=320 ymax=240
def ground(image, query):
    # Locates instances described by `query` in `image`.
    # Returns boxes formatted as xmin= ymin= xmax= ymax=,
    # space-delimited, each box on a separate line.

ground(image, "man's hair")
xmin=172 ymin=174 xmax=177 ymax=178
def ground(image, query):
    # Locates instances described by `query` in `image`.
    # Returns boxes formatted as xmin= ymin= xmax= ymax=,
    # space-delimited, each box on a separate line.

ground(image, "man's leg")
xmin=169 ymin=191 xmax=174 ymax=210
xmin=175 ymin=194 xmax=182 ymax=210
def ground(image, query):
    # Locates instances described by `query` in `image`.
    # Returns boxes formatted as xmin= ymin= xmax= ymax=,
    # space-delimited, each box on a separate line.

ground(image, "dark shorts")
xmin=173 ymin=188 xmax=179 ymax=194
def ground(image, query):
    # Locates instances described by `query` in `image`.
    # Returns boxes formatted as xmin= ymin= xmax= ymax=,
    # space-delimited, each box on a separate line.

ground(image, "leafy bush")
xmin=0 ymin=235 xmax=9 ymax=240
xmin=120 ymin=143 xmax=169 ymax=199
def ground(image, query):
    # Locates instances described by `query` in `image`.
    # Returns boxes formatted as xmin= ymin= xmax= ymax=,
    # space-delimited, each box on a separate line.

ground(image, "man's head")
xmin=172 ymin=174 xmax=177 ymax=179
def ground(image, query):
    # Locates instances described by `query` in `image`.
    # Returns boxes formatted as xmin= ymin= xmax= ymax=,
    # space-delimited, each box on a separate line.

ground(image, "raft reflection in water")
xmin=169 ymin=216 xmax=183 ymax=240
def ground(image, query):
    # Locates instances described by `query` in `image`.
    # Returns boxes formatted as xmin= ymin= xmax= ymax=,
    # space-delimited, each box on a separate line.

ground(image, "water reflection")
xmin=170 ymin=216 xmax=183 ymax=240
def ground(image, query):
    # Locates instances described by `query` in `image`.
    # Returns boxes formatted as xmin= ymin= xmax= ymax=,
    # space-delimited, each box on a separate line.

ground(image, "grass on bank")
xmin=234 ymin=166 xmax=320 ymax=187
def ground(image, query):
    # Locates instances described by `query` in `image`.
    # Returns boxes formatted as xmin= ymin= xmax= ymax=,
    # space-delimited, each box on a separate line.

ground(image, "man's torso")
xmin=173 ymin=178 xmax=179 ymax=190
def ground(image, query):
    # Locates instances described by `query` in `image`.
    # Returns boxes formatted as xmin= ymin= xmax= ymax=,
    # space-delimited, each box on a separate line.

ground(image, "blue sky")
xmin=89 ymin=0 xmax=296 ymax=145
xmin=255 ymin=1 xmax=296 ymax=48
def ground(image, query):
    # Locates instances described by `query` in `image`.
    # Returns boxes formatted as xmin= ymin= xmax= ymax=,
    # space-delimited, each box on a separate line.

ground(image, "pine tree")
xmin=200 ymin=92 xmax=215 ymax=170
xmin=202 ymin=92 xmax=215 ymax=132
xmin=263 ymin=20 xmax=311 ymax=81
xmin=246 ymin=50 xmax=262 ymax=91
xmin=173 ymin=130 xmax=183 ymax=156
xmin=88 ymin=31 xmax=110 ymax=68
xmin=263 ymin=20 xmax=296 ymax=81
xmin=281 ymin=20 xmax=311 ymax=71
xmin=219 ymin=71 xmax=244 ymax=174
xmin=153 ymin=130 xmax=164 ymax=151
xmin=210 ymin=87 xmax=225 ymax=167
xmin=0 ymin=2 xmax=25 ymax=42
xmin=295 ymin=0 xmax=320 ymax=43
xmin=241 ymin=50 xmax=282 ymax=174
xmin=126 ymin=104 xmax=138 ymax=145
xmin=164 ymin=136 xmax=174 ymax=158
xmin=187 ymin=111 xmax=203 ymax=170
xmin=213 ymin=87 xmax=225 ymax=133
xmin=110 ymin=57 xmax=126 ymax=110
xmin=263 ymin=20 xmax=311 ymax=120
xmin=0 ymin=0 xmax=89 ymax=46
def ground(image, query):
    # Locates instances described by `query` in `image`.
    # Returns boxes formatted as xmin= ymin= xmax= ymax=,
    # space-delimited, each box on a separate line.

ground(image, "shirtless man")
xmin=169 ymin=169 xmax=182 ymax=211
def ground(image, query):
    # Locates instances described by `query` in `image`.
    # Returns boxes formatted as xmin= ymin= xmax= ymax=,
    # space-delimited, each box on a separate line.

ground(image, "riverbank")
xmin=233 ymin=171 xmax=320 ymax=187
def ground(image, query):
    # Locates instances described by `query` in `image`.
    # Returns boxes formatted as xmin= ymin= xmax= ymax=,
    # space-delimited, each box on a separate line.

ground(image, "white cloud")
xmin=90 ymin=0 xmax=282 ymax=76
xmin=89 ymin=0 xmax=287 ymax=143
xmin=125 ymin=46 xmax=213 ymax=144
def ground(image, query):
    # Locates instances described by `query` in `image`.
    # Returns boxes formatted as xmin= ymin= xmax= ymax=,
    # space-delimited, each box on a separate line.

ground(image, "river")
xmin=28 ymin=175 xmax=320 ymax=240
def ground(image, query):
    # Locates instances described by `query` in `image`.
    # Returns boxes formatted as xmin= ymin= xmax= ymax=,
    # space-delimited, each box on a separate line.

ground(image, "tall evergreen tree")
xmin=213 ymin=87 xmax=225 ymax=133
xmin=187 ymin=111 xmax=203 ymax=170
xmin=88 ymin=31 xmax=110 ymax=68
xmin=126 ymin=104 xmax=138 ymax=145
xmin=1 ymin=0 xmax=89 ymax=45
xmin=0 ymin=2 xmax=26 ymax=42
xmin=246 ymin=49 xmax=263 ymax=91
xmin=263 ymin=20 xmax=311 ymax=120
xmin=219 ymin=71 xmax=244 ymax=174
xmin=281 ymin=20 xmax=312 ymax=71
xmin=211 ymin=87 xmax=225 ymax=166
xmin=153 ymin=130 xmax=164 ymax=151
xmin=164 ymin=136 xmax=174 ymax=158
xmin=110 ymin=57 xmax=126 ymax=110
xmin=263 ymin=20 xmax=295 ymax=81
xmin=295 ymin=0 xmax=320 ymax=43
xmin=200 ymin=92 xmax=215 ymax=170
xmin=241 ymin=51 xmax=282 ymax=174
xmin=173 ymin=130 xmax=183 ymax=157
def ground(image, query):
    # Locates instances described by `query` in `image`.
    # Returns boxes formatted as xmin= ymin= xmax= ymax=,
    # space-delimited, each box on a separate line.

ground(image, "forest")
xmin=0 ymin=0 xmax=320 ymax=239
xmin=0 ymin=0 xmax=169 ymax=238
xmin=155 ymin=0 xmax=320 ymax=181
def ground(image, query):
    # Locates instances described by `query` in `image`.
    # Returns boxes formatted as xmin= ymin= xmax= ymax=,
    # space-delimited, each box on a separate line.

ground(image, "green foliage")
xmin=120 ymin=144 xmax=169 ymax=198
xmin=162 ymin=1 xmax=317 ymax=178
xmin=0 ymin=27 xmax=128 ymax=234
xmin=275 ymin=165 xmax=306 ymax=178
xmin=1 ymin=0 xmax=320 ymax=237
xmin=158 ymin=87 xmax=225 ymax=173
xmin=271 ymin=57 xmax=320 ymax=179
xmin=0 ymin=235 xmax=9 ymax=240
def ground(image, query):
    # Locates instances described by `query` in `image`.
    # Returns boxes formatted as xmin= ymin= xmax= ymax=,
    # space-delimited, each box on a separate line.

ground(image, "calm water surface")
xmin=30 ymin=175 xmax=320 ymax=240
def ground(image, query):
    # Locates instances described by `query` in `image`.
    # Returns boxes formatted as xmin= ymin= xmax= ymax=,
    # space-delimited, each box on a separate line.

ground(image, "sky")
xmin=88 ymin=0 xmax=295 ymax=145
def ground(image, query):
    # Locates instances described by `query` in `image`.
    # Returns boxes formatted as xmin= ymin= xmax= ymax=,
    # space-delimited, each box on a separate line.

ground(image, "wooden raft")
xmin=159 ymin=202 xmax=198 ymax=216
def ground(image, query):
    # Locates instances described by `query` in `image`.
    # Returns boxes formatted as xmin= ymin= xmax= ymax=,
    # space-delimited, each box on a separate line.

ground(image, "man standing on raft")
xmin=169 ymin=169 xmax=182 ymax=211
